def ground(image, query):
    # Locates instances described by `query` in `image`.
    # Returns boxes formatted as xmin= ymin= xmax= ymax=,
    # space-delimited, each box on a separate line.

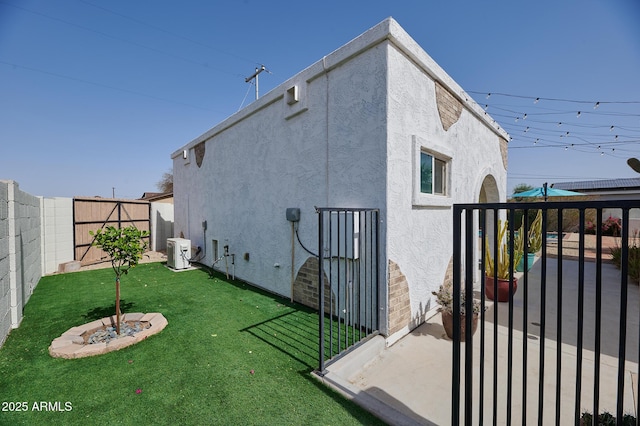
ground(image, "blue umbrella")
xmin=513 ymin=182 xmax=583 ymax=201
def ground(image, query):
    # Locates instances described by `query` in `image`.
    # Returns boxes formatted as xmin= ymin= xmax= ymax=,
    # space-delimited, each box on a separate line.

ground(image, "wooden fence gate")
xmin=73 ymin=197 xmax=151 ymax=266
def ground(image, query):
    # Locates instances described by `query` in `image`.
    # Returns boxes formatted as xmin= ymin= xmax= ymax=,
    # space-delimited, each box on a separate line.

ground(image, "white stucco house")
xmin=172 ymin=18 xmax=509 ymax=343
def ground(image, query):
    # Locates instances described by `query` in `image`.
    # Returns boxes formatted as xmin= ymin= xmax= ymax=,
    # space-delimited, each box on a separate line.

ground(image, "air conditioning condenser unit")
xmin=167 ymin=238 xmax=191 ymax=270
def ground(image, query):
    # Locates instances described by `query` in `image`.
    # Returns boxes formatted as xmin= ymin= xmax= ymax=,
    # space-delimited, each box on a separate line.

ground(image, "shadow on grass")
xmin=83 ymin=300 xmax=136 ymax=321
xmin=240 ymin=309 xmax=372 ymax=372
xmin=240 ymin=309 xmax=319 ymax=368
xmin=241 ymin=311 xmax=387 ymax=424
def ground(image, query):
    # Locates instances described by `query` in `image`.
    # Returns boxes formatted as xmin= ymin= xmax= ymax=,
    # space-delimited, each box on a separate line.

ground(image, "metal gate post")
xmin=318 ymin=209 xmax=326 ymax=375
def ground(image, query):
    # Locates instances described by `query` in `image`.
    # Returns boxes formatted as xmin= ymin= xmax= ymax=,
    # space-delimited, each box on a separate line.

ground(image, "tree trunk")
xmin=115 ymin=276 xmax=121 ymax=335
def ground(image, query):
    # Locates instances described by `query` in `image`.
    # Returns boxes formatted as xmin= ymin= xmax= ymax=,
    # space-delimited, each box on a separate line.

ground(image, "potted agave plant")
xmin=517 ymin=209 xmax=542 ymax=272
xmin=432 ymin=281 xmax=484 ymax=340
xmin=485 ymin=219 xmax=523 ymax=302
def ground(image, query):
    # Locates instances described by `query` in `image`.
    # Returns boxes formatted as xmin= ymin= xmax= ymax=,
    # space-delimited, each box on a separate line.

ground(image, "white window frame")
xmin=412 ymin=136 xmax=453 ymax=208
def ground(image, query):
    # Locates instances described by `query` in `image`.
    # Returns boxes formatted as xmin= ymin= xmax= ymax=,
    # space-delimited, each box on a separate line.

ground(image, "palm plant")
xmin=527 ymin=209 xmax=543 ymax=253
xmin=485 ymin=219 xmax=523 ymax=279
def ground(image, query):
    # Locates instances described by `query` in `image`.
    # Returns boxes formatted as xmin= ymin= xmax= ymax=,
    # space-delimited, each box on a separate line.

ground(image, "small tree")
xmin=512 ymin=183 xmax=534 ymax=195
xmin=90 ymin=226 xmax=149 ymax=334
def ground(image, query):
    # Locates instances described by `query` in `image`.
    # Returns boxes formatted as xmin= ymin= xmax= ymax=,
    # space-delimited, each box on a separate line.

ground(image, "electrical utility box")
xmin=167 ymin=238 xmax=191 ymax=269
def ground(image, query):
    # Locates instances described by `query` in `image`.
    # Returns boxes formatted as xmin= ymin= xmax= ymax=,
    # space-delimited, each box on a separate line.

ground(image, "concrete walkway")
xmin=319 ymin=256 xmax=639 ymax=425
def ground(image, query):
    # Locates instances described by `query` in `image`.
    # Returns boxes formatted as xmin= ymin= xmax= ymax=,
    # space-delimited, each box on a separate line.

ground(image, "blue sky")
xmin=1 ymin=0 xmax=638 ymax=198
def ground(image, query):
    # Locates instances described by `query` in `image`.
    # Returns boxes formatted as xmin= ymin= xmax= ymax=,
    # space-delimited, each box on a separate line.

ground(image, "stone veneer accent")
xmin=195 ymin=141 xmax=206 ymax=168
xmin=49 ymin=313 xmax=167 ymax=359
xmin=435 ymin=81 xmax=463 ymax=131
xmin=293 ymin=257 xmax=333 ymax=314
xmin=499 ymin=136 xmax=508 ymax=170
xmin=388 ymin=260 xmax=411 ymax=335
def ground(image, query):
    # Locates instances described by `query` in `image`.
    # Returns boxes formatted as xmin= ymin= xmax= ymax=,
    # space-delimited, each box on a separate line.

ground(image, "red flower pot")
xmin=485 ymin=275 xmax=518 ymax=302
xmin=441 ymin=311 xmax=478 ymax=341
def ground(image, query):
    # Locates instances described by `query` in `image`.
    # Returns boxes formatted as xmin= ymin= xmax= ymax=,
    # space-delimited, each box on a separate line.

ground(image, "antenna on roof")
xmin=245 ymin=65 xmax=270 ymax=100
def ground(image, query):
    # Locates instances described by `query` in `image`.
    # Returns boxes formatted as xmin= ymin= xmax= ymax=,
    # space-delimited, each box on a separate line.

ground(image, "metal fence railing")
xmin=452 ymin=199 xmax=640 ymax=425
xmin=316 ymin=208 xmax=380 ymax=374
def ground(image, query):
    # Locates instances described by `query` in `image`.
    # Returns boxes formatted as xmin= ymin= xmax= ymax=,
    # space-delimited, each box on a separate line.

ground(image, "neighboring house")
xmin=139 ymin=191 xmax=174 ymax=203
xmin=172 ymin=18 xmax=509 ymax=343
xmin=552 ymin=178 xmax=640 ymax=232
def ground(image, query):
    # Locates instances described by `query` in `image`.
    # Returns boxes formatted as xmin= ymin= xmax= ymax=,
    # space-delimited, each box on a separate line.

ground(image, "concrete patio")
xmin=320 ymin=253 xmax=639 ymax=425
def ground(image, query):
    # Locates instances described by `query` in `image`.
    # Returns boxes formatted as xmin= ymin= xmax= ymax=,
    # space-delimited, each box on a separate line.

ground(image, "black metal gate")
xmin=316 ymin=208 xmax=380 ymax=374
xmin=452 ymin=199 xmax=640 ymax=425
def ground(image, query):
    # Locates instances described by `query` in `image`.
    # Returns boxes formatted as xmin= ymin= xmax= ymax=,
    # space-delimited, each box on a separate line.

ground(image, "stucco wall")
xmin=173 ymin=37 xmax=388 ymax=298
xmin=42 ymin=197 xmax=74 ymax=274
xmin=151 ymin=202 xmax=173 ymax=252
xmin=384 ymin=36 xmax=508 ymax=338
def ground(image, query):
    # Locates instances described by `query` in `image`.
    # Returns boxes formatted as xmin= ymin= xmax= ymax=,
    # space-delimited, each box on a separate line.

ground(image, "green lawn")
xmin=0 ymin=263 xmax=386 ymax=425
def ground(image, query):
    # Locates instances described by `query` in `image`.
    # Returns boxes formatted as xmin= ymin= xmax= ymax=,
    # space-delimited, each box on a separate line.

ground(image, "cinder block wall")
xmin=14 ymin=182 xmax=42 ymax=314
xmin=0 ymin=183 xmax=10 ymax=347
xmin=0 ymin=180 xmax=43 ymax=347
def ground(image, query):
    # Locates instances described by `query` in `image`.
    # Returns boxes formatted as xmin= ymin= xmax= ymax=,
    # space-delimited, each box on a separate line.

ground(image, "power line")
xmin=78 ymin=0 xmax=263 ymax=68
xmin=0 ymin=59 xmax=215 ymax=111
xmin=1 ymin=0 xmax=248 ymax=79
xmin=509 ymin=172 xmax=614 ymax=180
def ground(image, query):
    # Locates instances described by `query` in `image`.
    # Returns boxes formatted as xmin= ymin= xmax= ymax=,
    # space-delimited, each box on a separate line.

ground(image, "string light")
xmin=469 ymin=90 xmax=639 ymax=161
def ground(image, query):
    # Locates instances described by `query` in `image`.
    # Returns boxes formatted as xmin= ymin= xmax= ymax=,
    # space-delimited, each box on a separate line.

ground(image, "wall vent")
xmin=286 ymin=85 xmax=299 ymax=105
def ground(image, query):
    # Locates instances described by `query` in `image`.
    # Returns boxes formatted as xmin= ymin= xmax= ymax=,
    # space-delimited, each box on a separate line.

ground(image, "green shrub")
xmin=610 ymin=231 xmax=640 ymax=284
xmin=581 ymin=411 xmax=636 ymax=425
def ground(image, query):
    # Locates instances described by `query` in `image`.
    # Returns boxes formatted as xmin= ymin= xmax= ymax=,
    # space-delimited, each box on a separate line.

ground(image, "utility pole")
xmin=245 ymin=65 xmax=267 ymax=100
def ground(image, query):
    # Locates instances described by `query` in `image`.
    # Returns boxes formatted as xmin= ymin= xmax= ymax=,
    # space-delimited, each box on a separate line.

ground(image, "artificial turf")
xmin=0 ymin=263 xmax=386 ymax=425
